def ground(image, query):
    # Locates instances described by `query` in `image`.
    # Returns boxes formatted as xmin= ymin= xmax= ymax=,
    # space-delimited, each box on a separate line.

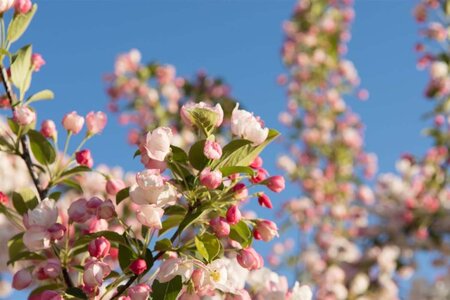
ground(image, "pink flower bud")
xmin=0 ymin=191 xmax=8 ymax=204
xmin=68 ymin=198 xmax=91 ymax=223
xmin=35 ymin=259 xmax=61 ymax=280
xmin=128 ymin=283 xmax=151 ymax=300
xmin=257 ymin=193 xmax=272 ymax=209
xmin=14 ymin=0 xmax=32 ymax=14
xmin=97 ymin=199 xmax=116 ymax=220
xmin=265 ymin=176 xmax=285 ymax=193
xmin=48 ymin=223 xmax=66 ymax=240
xmin=86 ymin=196 xmax=103 ymax=215
xmin=13 ymin=105 xmax=35 ymax=126
xmin=38 ymin=290 xmax=63 ymax=300
xmin=12 ymin=268 xmax=32 ymax=290
xmin=226 ymin=205 xmax=241 ymax=225
xmin=31 ymin=53 xmax=45 ymax=71
xmin=76 ymin=149 xmax=93 ymax=168
xmin=142 ymin=127 xmax=172 ymax=162
xmin=237 ymin=248 xmax=263 ymax=270
xmin=130 ymin=259 xmax=147 ymax=275
xmin=250 ymin=156 xmax=263 ymax=169
xmin=232 ymin=183 xmax=248 ymax=200
xmin=40 ymin=120 xmax=57 ymax=139
xmin=209 ymin=217 xmax=230 ymax=238
xmin=199 ymin=168 xmax=222 ymax=190
xmin=88 ymin=236 xmax=111 ymax=259
xmin=203 ymin=140 xmax=222 ymax=160
xmin=62 ymin=111 xmax=84 ymax=134
xmin=86 ymin=111 xmax=107 ymax=135
xmin=253 ymin=220 xmax=278 ymax=242
xmin=106 ymin=178 xmax=126 ymax=195
xmin=250 ymin=168 xmax=268 ymax=184
xmin=83 ymin=258 xmax=111 ymax=288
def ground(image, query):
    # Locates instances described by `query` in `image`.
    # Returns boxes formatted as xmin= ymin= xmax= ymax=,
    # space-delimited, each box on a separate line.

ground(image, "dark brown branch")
xmin=0 ymin=66 xmax=47 ymax=200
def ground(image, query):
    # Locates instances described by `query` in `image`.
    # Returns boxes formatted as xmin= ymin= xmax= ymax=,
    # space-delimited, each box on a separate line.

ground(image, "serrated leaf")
xmin=116 ymin=187 xmax=130 ymax=205
xmin=28 ymin=129 xmax=56 ymax=165
xmin=10 ymin=44 xmax=33 ymax=96
xmin=195 ymin=232 xmax=221 ymax=263
xmin=211 ymin=129 xmax=280 ymax=170
xmin=26 ymin=89 xmax=54 ymax=104
xmin=229 ymin=221 xmax=252 ymax=248
xmin=151 ymin=276 xmax=183 ymax=300
xmin=7 ymin=4 xmax=37 ymax=43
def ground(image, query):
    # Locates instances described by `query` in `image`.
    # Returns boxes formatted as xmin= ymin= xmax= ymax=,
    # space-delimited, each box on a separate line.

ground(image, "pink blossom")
xmin=31 ymin=53 xmax=45 ymax=71
xmin=83 ymin=258 xmax=111 ymax=287
xmin=86 ymin=111 xmax=107 ymax=135
xmin=237 ymin=248 xmax=263 ymax=270
xmin=181 ymin=102 xmax=224 ymax=128
xmin=257 ymin=193 xmax=272 ymax=209
xmin=34 ymin=259 xmax=61 ymax=280
xmin=12 ymin=268 xmax=32 ymax=290
xmin=231 ymin=104 xmax=268 ymax=145
xmin=13 ymin=105 xmax=35 ymax=126
xmin=226 ymin=205 xmax=241 ymax=225
xmin=253 ymin=220 xmax=279 ymax=242
xmin=265 ymin=176 xmax=285 ymax=193
xmin=130 ymin=259 xmax=147 ymax=275
xmin=62 ymin=111 xmax=84 ymax=134
xmin=97 ymin=199 xmax=116 ymax=220
xmin=210 ymin=217 xmax=230 ymax=238
xmin=142 ymin=127 xmax=172 ymax=162
xmin=199 ymin=168 xmax=222 ymax=190
xmin=68 ymin=198 xmax=91 ymax=223
xmin=136 ymin=205 xmax=164 ymax=229
xmin=0 ymin=0 xmax=14 ymax=13
xmin=128 ymin=283 xmax=151 ymax=300
xmin=106 ymin=178 xmax=126 ymax=195
xmin=76 ymin=149 xmax=93 ymax=168
xmin=88 ymin=236 xmax=111 ymax=259
xmin=203 ymin=140 xmax=222 ymax=160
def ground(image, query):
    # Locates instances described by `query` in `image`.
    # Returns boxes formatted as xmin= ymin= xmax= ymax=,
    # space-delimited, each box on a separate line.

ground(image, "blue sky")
xmin=2 ymin=0 xmax=436 ymax=298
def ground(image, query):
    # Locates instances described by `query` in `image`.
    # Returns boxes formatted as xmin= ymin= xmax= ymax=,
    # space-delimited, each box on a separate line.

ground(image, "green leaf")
xmin=118 ymin=243 xmax=135 ymax=273
xmin=8 ymin=233 xmax=24 ymax=260
xmin=60 ymin=165 xmax=91 ymax=178
xmin=26 ymin=89 xmax=54 ymax=104
xmin=195 ymin=232 xmax=222 ymax=263
xmin=220 ymin=166 xmax=255 ymax=177
xmin=65 ymin=287 xmax=87 ymax=300
xmin=8 ymin=251 xmax=45 ymax=265
xmin=7 ymin=4 xmax=37 ymax=43
xmin=7 ymin=118 xmax=19 ymax=135
xmin=188 ymin=107 xmax=219 ymax=136
xmin=170 ymin=145 xmax=188 ymax=163
xmin=62 ymin=179 xmax=82 ymax=192
xmin=0 ymin=135 xmax=13 ymax=150
xmin=28 ymin=129 xmax=56 ymax=165
xmin=12 ymin=187 xmax=38 ymax=215
xmin=155 ymin=239 xmax=173 ymax=252
xmin=159 ymin=214 xmax=184 ymax=236
xmin=116 ymin=187 xmax=130 ymax=205
xmin=10 ymin=44 xmax=33 ymax=96
xmin=188 ymin=140 xmax=208 ymax=170
xmin=212 ymin=129 xmax=280 ymax=170
xmin=151 ymin=276 xmax=183 ymax=300
xmin=30 ymin=284 xmax=63 ymax=297
xmin=229 ymin=221 xmax=253 ymax=248
xmin=164 ymin=205 xmax=187 ymax=216
xmin=133 ymin=149 xmax=141 ymax=158
xmin=48 ymin=191 xmax=62 ymax=201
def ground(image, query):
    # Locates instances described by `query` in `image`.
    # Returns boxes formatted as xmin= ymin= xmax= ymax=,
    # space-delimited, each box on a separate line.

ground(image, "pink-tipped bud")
xmin=62 ymin=111 xmax=84 ymax=134
xmin=31 ymin=53 xmax=45 ymax=71
xmin=88 ymin=236 xmax=111 ymax=259
xmin=249 ymin=156 xmax=263 ymax=169
xmin=265 ymin=176 xmax=285 ymax=193
xmin=106 ymin=178 xmax=126 ymax=196
xmin=130 ymin=259 xmax=147 ymax=275
xmin=226 ymin=205 xmax=241 ymax=225
xmin=12 ymin=268 xmax=32 ymax=290
xmin=237 ymin=248 xmax=263 ymax=270
xmin=232 ymin=183 xmax=248 ymax=200
xmin=40 ymin=120 xmax=57 ymax=139
xmin=14 ymin=0 xmax=32 ymax=14
xmin=13 ymin=105 xmax=35 ymax=126
xmin=76 ymin=149 xmax=93 ymax=168
xmin=250 ymin=168 xmax=268 ymax=184
xmin=203 ymin=140 xmax=222 ymax=160
xmin=38 ymin=291 xmax=63 ymax=300
xmin=97 ymin=199 xmax=116 ymax=220
xmin=253 ymin=220 xmax=278 ymax=242
xmin=209 ymin=217 xmax=230 ymax=238
xmin=86 ymin=111 xmax=107 ymax=135
xmin=257 ymin=193 xmax=272 ymax=209
xmin=199 ymin=168 xmax=222 ymax=190
xmin=48 ymin=223 xmax=66 ymax=240
xmin=0 ymin=191 xmax=8 ymax=204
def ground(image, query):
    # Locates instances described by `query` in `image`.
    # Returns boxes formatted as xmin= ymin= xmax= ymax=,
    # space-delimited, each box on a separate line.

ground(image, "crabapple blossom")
xmin=130 ymin=259 xmax=147 ymax=275
xmin=203 ymin=140 xmax=222 ymax=160
xmin=40 ymin=120 xmax=57 ymax=139
xmin=199 ymin=167 xmax=222 ymax=189
xmin=86 ymin=111 xmax=107 ymax=135
xmin=62 ymin=111 xmax=84 ymax=134
xmin=13 ymin=105 xmax=35 ymax=126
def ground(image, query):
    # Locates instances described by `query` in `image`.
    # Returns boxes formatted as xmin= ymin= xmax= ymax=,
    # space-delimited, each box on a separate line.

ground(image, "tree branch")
xmin=0 ymin=66 xmax=48 ymax=200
